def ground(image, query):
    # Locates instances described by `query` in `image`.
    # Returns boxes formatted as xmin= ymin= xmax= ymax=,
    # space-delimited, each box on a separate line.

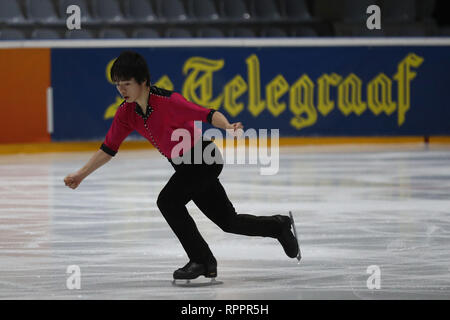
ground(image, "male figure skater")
xmin=64 ymin=51 xmax=299 ymax=281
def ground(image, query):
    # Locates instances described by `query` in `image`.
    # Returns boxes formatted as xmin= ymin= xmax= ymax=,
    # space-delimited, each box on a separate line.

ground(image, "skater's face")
xmin=115 ymin=78 xmax=147 ymax=103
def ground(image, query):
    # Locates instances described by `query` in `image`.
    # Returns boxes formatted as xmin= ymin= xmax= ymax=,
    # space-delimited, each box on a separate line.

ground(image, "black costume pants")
xmin=156 ymin=139 xmax=282 ymax=264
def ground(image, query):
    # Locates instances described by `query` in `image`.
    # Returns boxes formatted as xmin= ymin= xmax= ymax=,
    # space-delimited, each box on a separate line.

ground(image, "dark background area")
xmin=0 ymin=0 xmax=449 ymax=39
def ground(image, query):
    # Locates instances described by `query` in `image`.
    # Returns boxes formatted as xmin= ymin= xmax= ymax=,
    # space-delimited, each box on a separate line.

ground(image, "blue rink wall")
xmin=50 ymin=44 xmax=450 ymax=141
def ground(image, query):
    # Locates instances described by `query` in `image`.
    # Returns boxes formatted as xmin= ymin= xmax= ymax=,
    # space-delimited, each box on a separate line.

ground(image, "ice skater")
xmin=64 ymin=51 xmax=299 ymax=283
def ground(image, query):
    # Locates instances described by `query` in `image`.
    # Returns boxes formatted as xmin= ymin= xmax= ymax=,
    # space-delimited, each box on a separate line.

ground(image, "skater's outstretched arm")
xmin=64 ymin=149 xmax=112 ymax=189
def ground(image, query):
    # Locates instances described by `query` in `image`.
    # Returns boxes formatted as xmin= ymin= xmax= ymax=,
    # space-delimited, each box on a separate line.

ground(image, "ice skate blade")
xmin=172 ymin=278 xmax=223 ymax=287
xmin=289 ymin=211 xmax=302 ymax=263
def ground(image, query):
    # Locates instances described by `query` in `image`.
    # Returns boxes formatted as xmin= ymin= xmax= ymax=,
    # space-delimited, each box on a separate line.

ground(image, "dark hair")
xmin=110 ymin=51 xmax=150 ymax=86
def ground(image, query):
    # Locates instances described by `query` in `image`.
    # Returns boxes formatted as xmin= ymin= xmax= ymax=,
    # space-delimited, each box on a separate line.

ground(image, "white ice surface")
xmin=0 ymin=144 xmax=449 ymax=299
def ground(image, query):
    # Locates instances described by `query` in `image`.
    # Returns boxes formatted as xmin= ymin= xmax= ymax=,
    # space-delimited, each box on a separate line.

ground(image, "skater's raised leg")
xmin=192 ymin=177 xmax=299 ymax=258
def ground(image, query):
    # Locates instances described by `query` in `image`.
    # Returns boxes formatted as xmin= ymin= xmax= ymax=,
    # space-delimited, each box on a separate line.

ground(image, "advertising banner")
xmin=50 ymin=46 xmax=450 ymax=141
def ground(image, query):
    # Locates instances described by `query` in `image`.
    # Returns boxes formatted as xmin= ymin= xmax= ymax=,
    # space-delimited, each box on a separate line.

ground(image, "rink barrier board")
xmin=2 ymin=38 xmax=450 ymax=48
xmin=49 ymin=41 xmax=450 ymax=140
xmin=1 ymin=136 xmax=449 ymax=155
xmin=0 ymin=48 xmax=51 ymax=144
xmin=1 ymin=38 xmax=450 ymax=145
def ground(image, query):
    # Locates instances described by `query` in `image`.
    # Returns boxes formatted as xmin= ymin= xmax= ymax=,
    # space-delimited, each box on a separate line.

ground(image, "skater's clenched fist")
xmin=226 ymin=122 xmax=244 ymax=138
xmin=229 ymin=122 xmax=243 ymax=131
xmin=64 ymin=173 xmax=83 ymax=189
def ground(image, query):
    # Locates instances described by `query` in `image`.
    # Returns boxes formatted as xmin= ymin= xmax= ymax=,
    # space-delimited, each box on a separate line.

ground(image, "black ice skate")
xmin=289 ymin=211 xmax=302 ymax=262
xmin=172 ymin=261 xmax=222 ymax=287
xmin=275 ymin=212 xmax=302 ymax=262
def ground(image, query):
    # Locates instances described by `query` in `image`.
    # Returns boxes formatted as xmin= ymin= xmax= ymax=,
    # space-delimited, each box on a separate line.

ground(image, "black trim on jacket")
xmin=207 ymin=109 xmax=216 ymax=124
xmin=100 ymin=143 xmax=117 ymax=157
